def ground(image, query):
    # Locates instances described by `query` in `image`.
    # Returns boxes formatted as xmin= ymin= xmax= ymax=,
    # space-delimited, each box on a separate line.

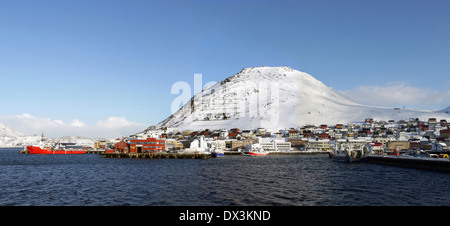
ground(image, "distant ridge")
xmin=0 ymin=122 xmax=97 ymax=147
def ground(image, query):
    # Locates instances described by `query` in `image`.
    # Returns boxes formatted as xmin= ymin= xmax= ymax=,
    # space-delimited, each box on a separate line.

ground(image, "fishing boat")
xmin=329 ymin=140 xmax=372 ymax=163
xmin=247 ymin=144 xmax=269 ymax=156
xmin=328 ymin=149 xmax=349 ymax=162
xmin=27 ymin=146 xmax=86 ymax=154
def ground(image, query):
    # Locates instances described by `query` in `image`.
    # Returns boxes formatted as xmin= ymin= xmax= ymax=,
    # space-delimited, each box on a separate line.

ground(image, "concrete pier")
xmin=367 ymin=155 xmax=450 ymax=173
xmin=269 ymin=151 xmax=327 ymax=155
xmin=223 ymin=150 xmax=328 ymax=156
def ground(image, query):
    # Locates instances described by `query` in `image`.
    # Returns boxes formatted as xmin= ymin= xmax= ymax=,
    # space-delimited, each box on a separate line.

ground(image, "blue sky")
xmin=1 ymin=0 xmax=449 ymax=138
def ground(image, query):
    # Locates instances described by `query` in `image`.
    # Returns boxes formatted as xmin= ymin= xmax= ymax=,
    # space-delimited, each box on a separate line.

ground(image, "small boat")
xmin=247 ymin=144 xmax=269 ymax=156
xmin=211 ymin=148 xmax=225 ymax=158
xmin=27 ymin=146 xmax=86 ymax=154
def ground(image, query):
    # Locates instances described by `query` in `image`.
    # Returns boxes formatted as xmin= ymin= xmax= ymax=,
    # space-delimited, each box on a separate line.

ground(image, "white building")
xmin=259 ymin=137 xmax=292 ymax=152
xmin=207 ymin=140 xmax=226 ymax=151
xmin=184 ymin=136 xmax=209 ymax=154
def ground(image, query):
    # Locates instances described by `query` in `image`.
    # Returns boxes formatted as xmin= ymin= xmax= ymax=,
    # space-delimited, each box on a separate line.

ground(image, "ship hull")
xmin=212 ymin=152 xmax=225 ymax=158
xmin=329 ymin=152 xmax=367 ymax=163
xmin=248 ymin=151 xmax=269 ymax=156
xmin=27 ymin=146 xmax=86 ymax=154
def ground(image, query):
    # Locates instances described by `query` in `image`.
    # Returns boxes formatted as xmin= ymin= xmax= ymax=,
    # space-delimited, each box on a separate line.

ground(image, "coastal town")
xmin=79 ymin=117 xmax=450 ymax=159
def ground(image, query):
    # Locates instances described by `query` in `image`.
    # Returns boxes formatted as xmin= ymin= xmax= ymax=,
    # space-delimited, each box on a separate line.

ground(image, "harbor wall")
xmin=367 ymin=155 xmax=450 ymax=173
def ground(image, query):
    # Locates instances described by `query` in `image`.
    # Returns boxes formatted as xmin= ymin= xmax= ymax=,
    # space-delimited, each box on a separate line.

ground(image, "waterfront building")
xmin=306 ymin=139 xmax=330 ymax=151
xmin=274 ymin=139 xmax=292 ymax=151
xmin=387 ymin=141 xmax=410 ymax=151
xmin=440 ymin=129 xmax=450 ymax=139
xmin=257 ymin=137 xmax=292 ymax=152
xmin=231 ymin=139 xmax=256 ymax=149
xmin=184 ymin=136 xmax=209 ymax=153
xmin=114 ymin=140 xmax=129 ymax=153
xmin=94 ymin=141 xmax=106 ymax=150
xmin=165 ymin=139 xmax=184 ymax=151
xmin=129 ymin=137 xmax=165 ymax=153
xmin=369 ymin=142 xmax=384 ymax=154
xmin=287 ymin=130 xmax=300 ymax=138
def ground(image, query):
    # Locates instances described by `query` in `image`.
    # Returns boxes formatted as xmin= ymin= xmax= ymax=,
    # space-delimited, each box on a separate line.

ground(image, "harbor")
xmin=11 ymin=117 xmax=450 ymax=173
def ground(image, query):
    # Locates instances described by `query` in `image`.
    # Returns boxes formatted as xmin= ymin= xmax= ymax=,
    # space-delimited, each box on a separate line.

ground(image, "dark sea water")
xmin=1 ymin=148 xmax=450 ymax=206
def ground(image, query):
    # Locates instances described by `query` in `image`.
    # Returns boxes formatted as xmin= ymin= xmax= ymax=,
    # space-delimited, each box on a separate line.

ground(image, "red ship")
xmin=27 ymin=146 xmax=86 ymax=154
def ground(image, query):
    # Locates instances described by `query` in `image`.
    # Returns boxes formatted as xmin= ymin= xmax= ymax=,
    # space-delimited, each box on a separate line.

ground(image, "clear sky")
xmin=0 ymin=0 xmax=449 ymax=138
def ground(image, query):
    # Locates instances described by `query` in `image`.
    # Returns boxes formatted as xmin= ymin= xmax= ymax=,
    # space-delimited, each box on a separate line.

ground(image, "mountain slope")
xmin=0 ymin=123 xmax=24 ymax=137
xmin=439 ymin=106 xmax=450 ymax=114
xmin=0 ymin=123 xmax=42 ymax=147
xmin=145 ymin=66 xmax=450 ymax=131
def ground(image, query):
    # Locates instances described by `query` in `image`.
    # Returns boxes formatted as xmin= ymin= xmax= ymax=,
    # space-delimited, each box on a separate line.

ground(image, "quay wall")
xmin=100 ymin=152 xmax=211 ymax=159
xmin=223 ymin=151 xmax=328 ymax=155
xmin=367 ymin=155 xmax=450 ymax=173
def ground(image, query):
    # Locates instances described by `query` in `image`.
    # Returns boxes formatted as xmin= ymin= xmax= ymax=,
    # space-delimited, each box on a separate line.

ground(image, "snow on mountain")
xmin=0 ymin=123 xmax=24 ymax=137
xmin=144 ymin=66 xmax=450 ymax=132
xmin=0 ymin=122 xmax=98 ymax=147
xmin=439 ymin=106 xmax=450 ymax=114
xmin=0 ymin=123 xmax=42 ymax=147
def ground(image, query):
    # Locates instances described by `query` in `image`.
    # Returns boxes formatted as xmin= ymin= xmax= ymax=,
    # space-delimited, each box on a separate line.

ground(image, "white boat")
xmin=246 ymin=144 xmax=269 ymax=156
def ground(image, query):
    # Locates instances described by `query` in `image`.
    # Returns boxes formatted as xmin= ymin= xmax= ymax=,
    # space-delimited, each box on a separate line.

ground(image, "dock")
xmin=270 ymin=151 xmax=327 ymax=155
xmin=224 ymin=150 xmax=328 ymax=155
xmin=367 ymin=155 xmax=450 ymax=173
xmin=86 ymin=150 xmax=106 ymax=154
xmin=100 ymin=152 xmax=212 ymax=159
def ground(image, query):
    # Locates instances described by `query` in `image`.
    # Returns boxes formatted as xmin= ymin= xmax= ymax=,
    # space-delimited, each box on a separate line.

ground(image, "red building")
xmin=441 ymin=129 xmax=450 ymax=139
xmin=115 ymin=140 xmax=129 ymax=153
xmin=369 ymin=142 xmax=384 ymax=154
xmin=410 ymin=140 xmax=421 ymax=150
xmin=318 ymin=133 xmax=330 ymax=139
xmin=303 ymin=130 xmax=312 ymax=138
xmin=129 ymin=138 xmax=165 ymax=153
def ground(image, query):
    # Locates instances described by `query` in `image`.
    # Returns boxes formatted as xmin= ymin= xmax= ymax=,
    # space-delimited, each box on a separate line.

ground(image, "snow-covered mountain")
xmin=439 ymin=106 xmax=450 ymax=114
xmin=0 ymin=123 xmax=43 ymax=147
xmin=145 ymin=66 xmax=449 ymax=132
xmin=0 ymin=123 xmax=98 ymax=147
xmin=0 ymin=123 xmax=24 ymax=137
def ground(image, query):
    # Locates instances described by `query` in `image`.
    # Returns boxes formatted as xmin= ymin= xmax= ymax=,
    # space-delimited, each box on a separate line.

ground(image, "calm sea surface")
xmin=0 ymin=148 xmax=449 ymax=206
